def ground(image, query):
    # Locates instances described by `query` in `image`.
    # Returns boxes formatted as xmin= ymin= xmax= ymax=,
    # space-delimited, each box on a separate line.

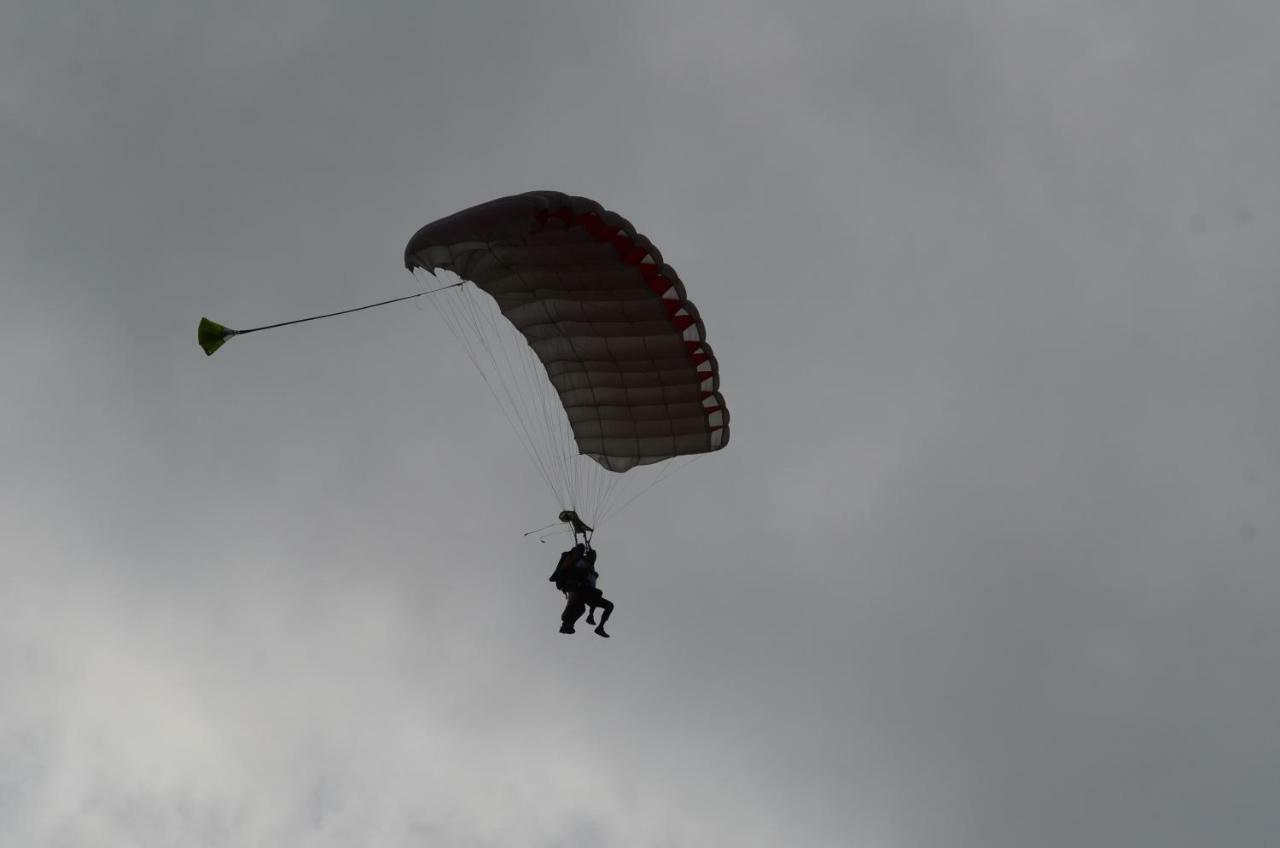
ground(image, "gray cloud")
xmin=3 ymin=1 xmax=1280 ymax=845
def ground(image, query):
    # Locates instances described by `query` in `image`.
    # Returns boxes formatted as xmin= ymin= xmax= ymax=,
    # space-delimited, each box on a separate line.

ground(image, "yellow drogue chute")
xmin=197 ymin=318 xmax=236 ymax=356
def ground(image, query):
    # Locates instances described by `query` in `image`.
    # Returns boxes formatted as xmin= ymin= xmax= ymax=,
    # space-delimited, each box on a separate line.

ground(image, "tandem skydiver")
xmin=549 ymin=542 xmax=613 ymax=638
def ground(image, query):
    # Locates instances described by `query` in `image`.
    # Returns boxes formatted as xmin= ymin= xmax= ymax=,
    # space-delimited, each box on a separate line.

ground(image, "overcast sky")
xmin=3 ymin=1 xmax=1280 ymax=846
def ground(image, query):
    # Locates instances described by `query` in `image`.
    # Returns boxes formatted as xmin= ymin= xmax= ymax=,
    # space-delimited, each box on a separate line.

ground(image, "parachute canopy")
xmin=404 ymin=191 xmax=729 ymax=475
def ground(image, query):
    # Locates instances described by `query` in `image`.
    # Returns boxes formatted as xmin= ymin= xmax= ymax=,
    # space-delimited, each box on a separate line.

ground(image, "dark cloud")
xmin=3 ymin=1 xmax=1280 ymax=845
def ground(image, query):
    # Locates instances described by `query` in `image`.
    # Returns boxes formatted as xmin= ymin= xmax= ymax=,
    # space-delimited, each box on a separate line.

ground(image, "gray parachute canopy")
xmin=404 ymin=191 xmax=729 ymax=474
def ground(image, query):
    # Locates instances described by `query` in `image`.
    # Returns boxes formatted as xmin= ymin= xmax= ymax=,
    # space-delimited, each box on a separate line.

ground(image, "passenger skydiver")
xmin=576 ymin=547 xmax=614 ymax=638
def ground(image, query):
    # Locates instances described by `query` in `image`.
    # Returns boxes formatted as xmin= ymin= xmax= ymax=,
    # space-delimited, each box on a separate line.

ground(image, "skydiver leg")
xmin=591 ymin=595 xmax=613 ymax=638
xmin=560 ymin=594 xmax=586 ymax=634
